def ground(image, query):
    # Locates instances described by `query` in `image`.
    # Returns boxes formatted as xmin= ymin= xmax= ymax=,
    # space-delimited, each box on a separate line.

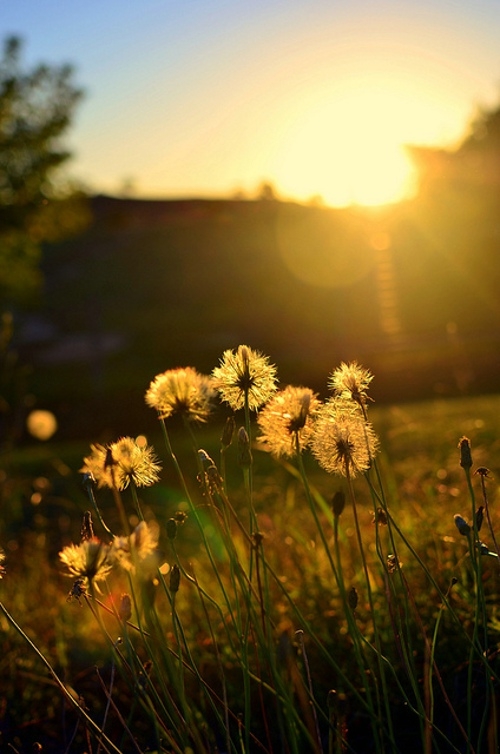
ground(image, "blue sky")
xmin=3 ymin=0 xmax=500 ymax=205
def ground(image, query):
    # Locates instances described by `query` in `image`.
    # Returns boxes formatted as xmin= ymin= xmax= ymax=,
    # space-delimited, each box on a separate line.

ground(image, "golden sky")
xmin=4 ymin=0 xmax=500 ymax=206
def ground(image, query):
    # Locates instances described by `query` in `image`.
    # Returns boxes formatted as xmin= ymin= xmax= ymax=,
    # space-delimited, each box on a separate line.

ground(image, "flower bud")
xmin=221 ymin=416 xmax=236 ymax=448
xmin=166 ymin=518 xmax=177 ymax=541
xmin=454 ymin=514 xmax=471 ymax=537
xmin=348 ymin=586 xmax=358 ymax=610
xmin=332 ymin=490 xmax=346 ymax=518
xmin=169 ymin=563 xmax=181 ymax=593
xmin=237 ymin=427 xmax=252 ymax=468
xmin=458 ymin=436 xmax=473 ymax=470
xmin=119 ymin=593 xmax=132 ymax=623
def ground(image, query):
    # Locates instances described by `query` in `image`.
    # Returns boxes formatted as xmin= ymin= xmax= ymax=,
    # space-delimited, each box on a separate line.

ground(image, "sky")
xmin=3 ymin=0 xmax=500 ymax=207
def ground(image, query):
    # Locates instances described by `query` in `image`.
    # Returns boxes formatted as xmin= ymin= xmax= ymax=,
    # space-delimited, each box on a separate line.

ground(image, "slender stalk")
xmin=0 ymin=600 xmax=124 ymax=754
xmin=295 ymin=446 xmax=386 ymax=752
xmin=82 ymin=475 xmax=114 ymax=540
xmin=463 ymin=461 xmax=492 ymax=753
xmin=345 ymin=464 xmax=397 ymax=750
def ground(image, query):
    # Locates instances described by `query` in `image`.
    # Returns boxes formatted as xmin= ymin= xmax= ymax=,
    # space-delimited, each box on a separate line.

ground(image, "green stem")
xmin=345 ymin=465 xmax=397 ymax=751
xmin=0 ymin=600 xmax=124 ymax=754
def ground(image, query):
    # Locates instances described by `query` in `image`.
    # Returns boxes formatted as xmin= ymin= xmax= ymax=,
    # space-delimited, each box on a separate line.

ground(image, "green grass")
xmin=2 ymin=389 xmax=500 ymax=753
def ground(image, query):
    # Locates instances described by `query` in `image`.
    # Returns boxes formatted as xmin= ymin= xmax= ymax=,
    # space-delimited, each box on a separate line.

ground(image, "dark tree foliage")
xmin=0 ymin=36 xmax=88 ymax=303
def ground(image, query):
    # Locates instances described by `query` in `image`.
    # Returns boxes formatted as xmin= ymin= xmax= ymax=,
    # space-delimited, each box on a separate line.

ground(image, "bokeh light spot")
xmin=26 ymin=410 xmax=58 ymax=440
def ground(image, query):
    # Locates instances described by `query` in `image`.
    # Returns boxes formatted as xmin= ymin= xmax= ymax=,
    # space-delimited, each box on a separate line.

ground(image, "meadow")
xmin=1 ymin=347 xmax=500 ymax=754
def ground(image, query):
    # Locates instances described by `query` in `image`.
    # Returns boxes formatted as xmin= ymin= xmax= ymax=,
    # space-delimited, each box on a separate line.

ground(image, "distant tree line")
xmin=0 ymin=36 xmax=88 ymax=305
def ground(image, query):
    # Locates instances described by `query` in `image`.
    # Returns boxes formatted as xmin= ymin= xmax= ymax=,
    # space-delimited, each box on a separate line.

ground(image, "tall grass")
xmin=1 ymin=348 xmax=500 ymax=754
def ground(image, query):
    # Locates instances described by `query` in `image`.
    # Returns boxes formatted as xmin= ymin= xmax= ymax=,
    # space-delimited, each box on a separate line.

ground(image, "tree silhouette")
xmin=0 ymin=37 xmax=88 ymax=303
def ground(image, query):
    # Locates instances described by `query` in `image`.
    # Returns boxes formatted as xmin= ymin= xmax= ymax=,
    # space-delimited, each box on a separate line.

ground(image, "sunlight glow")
xmin=269 ymin=86 xmax=432 ymax=207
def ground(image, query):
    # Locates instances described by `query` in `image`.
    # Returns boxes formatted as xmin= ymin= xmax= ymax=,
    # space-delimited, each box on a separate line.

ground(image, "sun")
xmin=319 ymin=138 xmax=416 ymax=207
xmin=269 ymin=87 xmax=422 ymax=207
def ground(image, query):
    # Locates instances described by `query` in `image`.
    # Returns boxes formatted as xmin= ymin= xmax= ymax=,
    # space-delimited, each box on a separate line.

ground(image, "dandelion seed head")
xmin=112 ymin=437 xmax=161 ymax=488
xmin=311 ymin=398 xmax=379 ymax=478
xmin=131 ymin=520 xmax=159 ymax=559
xmin=80 ymin=437 xmax=161 ymax=490
xmin=59 ymin=538 xmax=113 ymax=585
xmin=145 ymin=367 xmax=216 ymax=422
xmin=257 ymin=386 xmax=320 ymax=458
xmin=212 ymin=345 xmax=277 ymax=411
xmin=112 ymin=521 xmax=159 ymax=573
xmin=329 ymin=361 xmax=373 ymax=406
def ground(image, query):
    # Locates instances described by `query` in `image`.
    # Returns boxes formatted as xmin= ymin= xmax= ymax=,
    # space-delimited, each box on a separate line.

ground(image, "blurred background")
xmin=1 ymin=1 xmax=500 ymax=442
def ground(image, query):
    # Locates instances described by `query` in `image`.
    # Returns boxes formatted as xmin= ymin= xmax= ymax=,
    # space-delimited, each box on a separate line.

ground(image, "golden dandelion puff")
xmin=112 ymin=521 xmax=159 ymax=573
xmin=59 ymin=538 xmax=113 ymax=586
xmin=329 ymin=361 xmax=373 ymax=407
xmin=145 ymin=367 xmax=216 ymax=422
xmin=80 ymin=444 xmax=112 ymax=488
xmin=212 ymin=345 xmax=277 ymax=411
xmin=81 ymin=437 xmax=161 ymax=490
xmin=111 ymin=437 xmax=161 ymax=488
xmin=311 ymin=398 xmax=379 ymax=478
xmin=257 ymin=385 xmax=320 ymax=458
